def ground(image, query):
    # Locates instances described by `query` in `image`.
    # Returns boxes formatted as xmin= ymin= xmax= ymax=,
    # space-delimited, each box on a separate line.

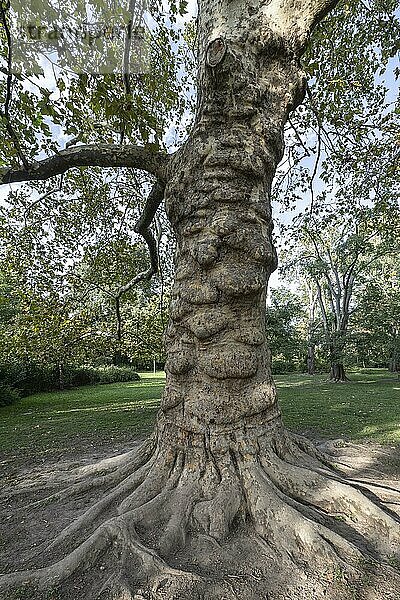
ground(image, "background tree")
xmin=122 ymin=294 xmax=167 ymax=370
xmin=0 ymin=163 xmax=173 ymax=389
xmin=304 ymin=278 xmax=319 ymax=374
xmin=272 ymin=0 xmax=399 ymax=379
xmin=281 ymin=202 xmax=400 ymax=381
xmin=351 ymin=255 xmax=400 ymax=372
xmin=266 ymin=287 xmax=306 ymax=373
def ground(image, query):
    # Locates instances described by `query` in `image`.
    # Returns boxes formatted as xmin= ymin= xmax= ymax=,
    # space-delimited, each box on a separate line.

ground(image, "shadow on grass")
xmin=0 ymin=372 xmax=165 ymax=455
xmin=1 ymin=368 xmax=399 ymax=459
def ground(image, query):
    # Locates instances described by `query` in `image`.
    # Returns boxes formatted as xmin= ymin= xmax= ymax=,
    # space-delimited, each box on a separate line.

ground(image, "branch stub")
xmin=206 ymin=38 xmax=226 ymax=67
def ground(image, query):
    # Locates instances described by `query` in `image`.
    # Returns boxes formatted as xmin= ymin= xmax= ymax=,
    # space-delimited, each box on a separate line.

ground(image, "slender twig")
xmin=0 ymin=1 xmax=30 ymax=169
xmin=23 ymin=175 xmax=64 ymax=224
xmin=309 ymin=121 xmax=321 ymax=216
xmin=287 ymin=116 xmax=311 ymax=157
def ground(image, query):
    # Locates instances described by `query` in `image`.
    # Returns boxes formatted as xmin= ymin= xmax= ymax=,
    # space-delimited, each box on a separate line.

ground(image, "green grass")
xmin=276 ymin=369 xmax=400 ymax=444
xmin=0 ymin=372 xmax=164 ymax=455
xmin=0 ymin=369 xmax=399 ymax=457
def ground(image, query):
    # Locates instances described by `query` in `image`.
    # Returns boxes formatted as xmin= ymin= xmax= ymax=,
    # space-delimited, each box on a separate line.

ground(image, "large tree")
xmin=285 ymin=206 xmax=399 ymax=381
xmin=1 ymin=1 xmax=399 ymax=599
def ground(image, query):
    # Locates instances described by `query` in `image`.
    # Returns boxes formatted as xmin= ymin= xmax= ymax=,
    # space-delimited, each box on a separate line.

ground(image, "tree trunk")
xmin=329 ymin=336 xmax=349 ymax=382
xmin=307 ymin=343 xmax=316 ymax=375
xmin=389 ymin=333 xmax=399 ymax=372
xmin=330 ymin=362 xmax=348 ymax=382
xmin=58 ymin=362 xmax=65 ymax=390
xmin=389 ymin=356 xmax=399 ymax=373
xmin=1 ymin=2 xmax=400 ymax=599
xmin=306 ymin=284 xmax=317 ymax=374
xmin=161 ymin=9 xmax=287 ymax=469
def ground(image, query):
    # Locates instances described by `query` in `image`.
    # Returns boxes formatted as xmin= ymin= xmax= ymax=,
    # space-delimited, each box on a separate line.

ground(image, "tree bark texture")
xmin=307 ymin=344 xmax=316 ymax=375
xmin=329 ymin=339 xmax=349 ymax=382
xmin=330 ymin=362 xmax=348 ymax=382
xmin=160 ymin=0 xmax=308 ymax=440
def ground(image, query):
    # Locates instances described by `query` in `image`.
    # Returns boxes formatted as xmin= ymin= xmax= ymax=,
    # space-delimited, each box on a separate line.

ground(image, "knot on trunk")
xmin=206 ymin=37 xmax=227 ymax=67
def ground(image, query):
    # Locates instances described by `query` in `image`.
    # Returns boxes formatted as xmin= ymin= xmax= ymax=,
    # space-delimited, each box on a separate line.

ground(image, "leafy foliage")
xmin=266 ymin=288 xmax=307 ymax=373
xmin=275 ymin=1 xmax=399 ymax=233
xmin=351 ymin=255 xmax=400 ymax=370
xmin=0 ymin=0 xmax=399 ymax=382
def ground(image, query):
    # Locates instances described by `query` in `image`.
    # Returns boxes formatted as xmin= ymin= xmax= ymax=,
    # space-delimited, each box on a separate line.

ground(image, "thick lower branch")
xmin=0 ymin=144 xmax=171 ymax=184
xmin=114 ymin=181 xmax=165 ymax=340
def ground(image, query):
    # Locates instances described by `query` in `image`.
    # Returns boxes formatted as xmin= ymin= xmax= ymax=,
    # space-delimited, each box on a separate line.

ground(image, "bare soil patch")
xmin=1 ymin=435 xmax=399 ymax=600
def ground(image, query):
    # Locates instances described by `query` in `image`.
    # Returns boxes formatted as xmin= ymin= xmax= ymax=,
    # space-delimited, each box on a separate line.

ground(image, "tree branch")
xmin=0 ymin=144 xmax=171 ymax=185
xmin=266 ymin=0 xmax=339 ymax=47
xmin=116 ymin=181 xmax=164 ymax=298
xmin=306 ymin=0 xmax=340 ymax=28
xmin=314 ymin=277 xmax=330 ymax=342
xmin=0 ymin=1 xmax=30 ymax=169
xmin=69 ymin=181 xmax=165 ymax=343
xmin=23 ymin=176 xmax=64 ymax=224
xmin=115 ymin=181 xmax=165 ymax=341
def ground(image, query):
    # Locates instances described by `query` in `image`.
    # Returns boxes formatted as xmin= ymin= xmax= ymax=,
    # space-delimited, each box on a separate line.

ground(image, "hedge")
xmin=0 ymin=362 xmax=140 ymax=405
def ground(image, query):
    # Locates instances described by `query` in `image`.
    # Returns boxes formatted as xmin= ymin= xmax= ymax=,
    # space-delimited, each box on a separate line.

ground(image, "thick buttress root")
xmin=1 ymin=421 xmax=400 ymax=600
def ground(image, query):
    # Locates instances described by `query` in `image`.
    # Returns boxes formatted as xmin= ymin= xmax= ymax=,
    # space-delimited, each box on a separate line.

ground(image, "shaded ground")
xmin=0 ymin=435 xmax=399 ymax=600
xmin=277 ymin=370 xmax=400 ymax=443
xmin=0 ymin=373 xmax=164 ymax=469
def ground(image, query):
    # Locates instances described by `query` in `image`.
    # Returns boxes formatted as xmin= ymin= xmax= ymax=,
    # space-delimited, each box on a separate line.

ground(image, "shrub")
xmin=0 ymin=361 xmax=140 ymax=397
xmin=65 ymin=365 xmax=140 ymax=386
xmin=67 ymin=366 xmax=98 ymax=387
xmin=0 ymin=382 xmax=20 ymax=407
xmin=271 ymin=359 xmax=298 ymax=374
xmin=0 ymin=361 xmax=63 ymax=394
xmin=93 ymin=365 xmax=140 ymax=384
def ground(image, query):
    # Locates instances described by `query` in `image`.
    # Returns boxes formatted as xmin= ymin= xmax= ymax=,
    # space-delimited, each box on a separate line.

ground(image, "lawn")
xmin=0 ymin=373 xmax=164 ymax=456
xmin=276 ymin=370 xmax=400 ymax=443
xmin=0 ymin=369 xmax=399 ymax=458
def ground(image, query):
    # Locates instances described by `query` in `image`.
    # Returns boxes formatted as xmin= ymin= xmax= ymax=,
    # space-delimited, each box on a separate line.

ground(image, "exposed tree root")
xmin=2 ymin=442 xmax=153 ymax=522
xmin=1 ymin=421 xmax=400 ymax=600
xmin=11 ymin=442 xmax=154 ymax=514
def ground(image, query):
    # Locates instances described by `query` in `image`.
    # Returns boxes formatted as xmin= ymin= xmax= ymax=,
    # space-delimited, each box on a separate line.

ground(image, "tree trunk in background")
xmin=307 ymin=344 xmax=316 ymax=375
xmin=389 ymin=328 xmax=399 ymax=372
xmin=389 ymin=353 xmax=399 ymax=373
xmin=330 ymin=362 xmax=347 ymax=382
xmin=306 ymin=285 xmax=317 ymax=374
xmin=329 ymin=341 xmax=349 ymax=381
xmin=328 ymin=330 xmax=349 ymax=381
xmin=58 ymin=362 xmax=65 ymax=390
